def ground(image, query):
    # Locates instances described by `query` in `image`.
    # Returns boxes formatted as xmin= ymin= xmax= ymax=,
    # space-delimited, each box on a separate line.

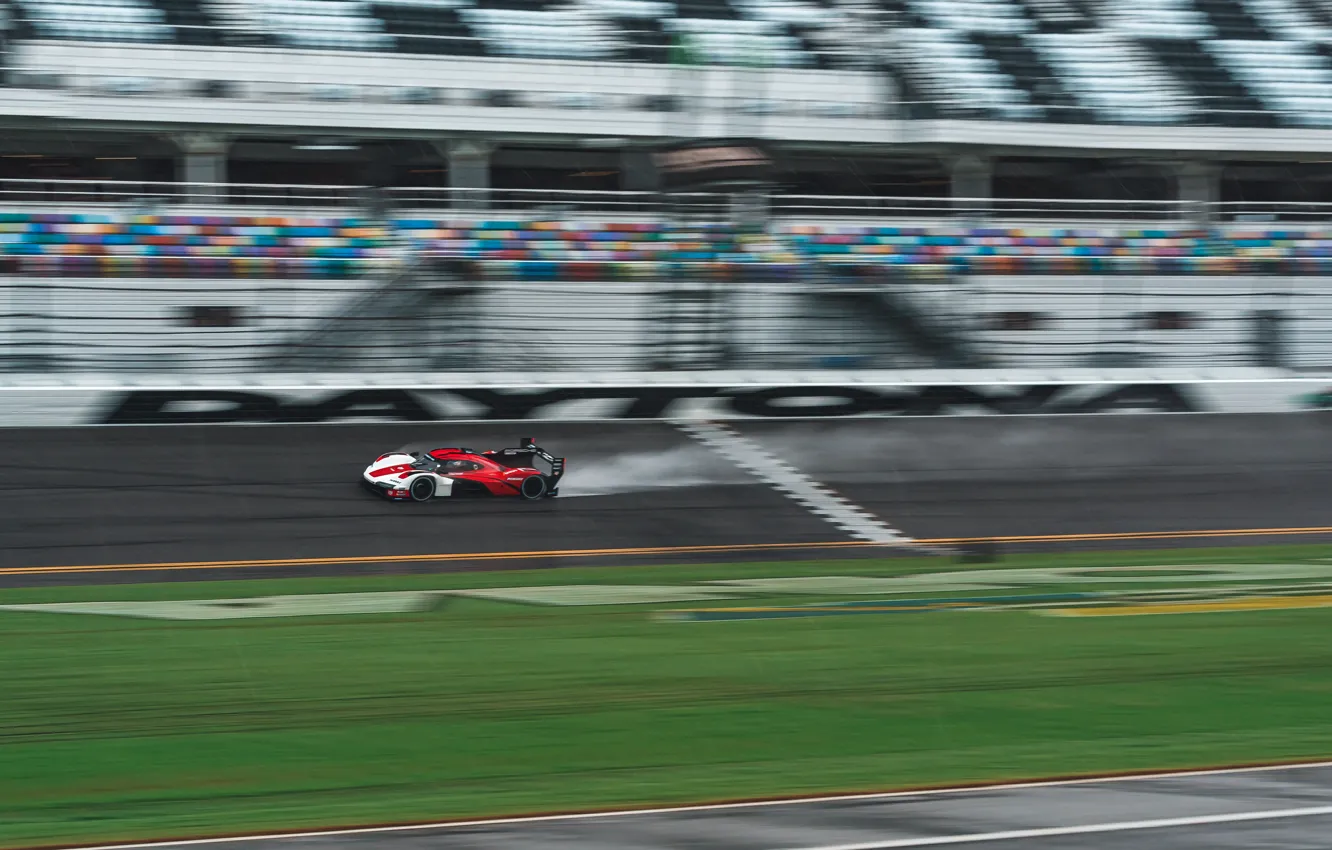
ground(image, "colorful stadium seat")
xmin=8 ymin=212 xmax=1332 ymax=277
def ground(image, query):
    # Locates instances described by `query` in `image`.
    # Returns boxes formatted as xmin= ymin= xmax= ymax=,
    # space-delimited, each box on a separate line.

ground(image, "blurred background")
xmin=2 ymin=0 xmax=1332 ymax=373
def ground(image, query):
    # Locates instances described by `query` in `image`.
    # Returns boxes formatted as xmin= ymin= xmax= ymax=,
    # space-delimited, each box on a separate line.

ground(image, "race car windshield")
xmin=410 ymin=457 xmax=440 ymax=470
xmin=439 ymin=460 xmax=478 ymax=472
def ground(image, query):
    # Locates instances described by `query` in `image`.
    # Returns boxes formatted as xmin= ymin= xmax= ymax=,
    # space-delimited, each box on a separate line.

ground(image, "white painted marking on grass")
xmin=59 ymin=761 xmax=1332 ymax=850
xmin=791 ymin=805 xmax=1332 ymax=849
xmin=0 ymin=593 xmax=440 ymax=621
xmin=452 ymin=585 xmax=741 ymax=606
xmin=674 ymin=420 xmax=915 ymax=546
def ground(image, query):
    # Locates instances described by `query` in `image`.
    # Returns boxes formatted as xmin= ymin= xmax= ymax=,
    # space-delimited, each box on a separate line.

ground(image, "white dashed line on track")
xmin=673 ymin=420 xmax=916 ymax=547
xmin=794 ymin=804 xmax=1332 ymax=848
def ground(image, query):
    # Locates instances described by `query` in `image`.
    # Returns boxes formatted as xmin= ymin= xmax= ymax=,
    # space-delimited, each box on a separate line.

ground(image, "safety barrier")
xmin=3 ymin=372 xmax=1330 ymax=427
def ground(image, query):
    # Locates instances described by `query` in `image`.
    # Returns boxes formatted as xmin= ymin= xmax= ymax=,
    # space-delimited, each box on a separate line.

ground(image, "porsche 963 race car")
xmin=362 ymin=438 xmax=565 ymax=502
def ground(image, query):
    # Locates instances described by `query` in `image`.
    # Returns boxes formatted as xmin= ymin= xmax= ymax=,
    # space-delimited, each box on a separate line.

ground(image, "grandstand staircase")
xmin=201 ymin=0 xmax=267 ymax=45
xmin=148 ymin=0 xmax=222 ymax=44
xmin=802 ymin=270 xmax=987 ymax=370
xmin=1302 ymin=0 xmax=1332 ymax=27
xmin=646 ymin=218 xmax=735 ymax=370
xmin=1194 ymin=0 xmax=1276 ymax=38
xmin=1140 ymin=38 xmax=1274 ymax=126
xmin=969 ymin=33 xmax=1094 ymax=123
xmin=647 ymin=279 xmax=732 ymax=370
xmin=371 ymin=3 xmax=484 ymax=56
xmin=880 ymin=60 xmax=938 ymax=119
xmin=269 ymin=257 xmax=483 ymax=372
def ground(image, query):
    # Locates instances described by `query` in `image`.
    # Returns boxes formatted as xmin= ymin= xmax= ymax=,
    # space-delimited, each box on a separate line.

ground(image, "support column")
xmin=1175 ymin=161 xmax=1221 ymax=228
xmin=173 ymin=133 xmax=229 ymax=204
xmin=620 ymin=149 xmax=658 ymax=193
xmin=435 ymin=139 xmax=493 ymax=211
xmin=949 ymin=154 xmax=992 ymax=219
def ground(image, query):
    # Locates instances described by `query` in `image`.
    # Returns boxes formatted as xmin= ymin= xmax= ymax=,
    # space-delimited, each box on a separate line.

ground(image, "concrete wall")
xmin=4 ymin=273 xmax=1332 ymax=373
xmin=742 ymin=412 xmax=1332 ymax=482
xmin=0 ymin=276 xmax=369 ymax=371
xmin=950 ymin=275 xmax=1332 ymax=369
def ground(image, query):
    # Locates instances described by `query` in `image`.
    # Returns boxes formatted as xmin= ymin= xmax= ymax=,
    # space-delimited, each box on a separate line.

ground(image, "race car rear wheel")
xmin=409 ymin=476 xmax=436 ymax=502
xmin=519 ymin=475 xmax=548 ymax=500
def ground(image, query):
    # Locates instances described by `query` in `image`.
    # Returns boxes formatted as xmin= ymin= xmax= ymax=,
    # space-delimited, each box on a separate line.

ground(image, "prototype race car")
xmin=361 ymin=437 xmax=565 ymax=502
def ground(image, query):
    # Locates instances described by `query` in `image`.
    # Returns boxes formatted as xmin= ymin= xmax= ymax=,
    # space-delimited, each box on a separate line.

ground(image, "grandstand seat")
xmin=461 ymin=8 xmax=619 ymax=59
xmin=229 ymin=0 xmax=395 ymax=50
xmin=151 ymin=0 xmax=220 ymax=44
xmin=1240 ymin=0 xmax=1332 ymax=40
xmin=1026 ymin=32 xmax=1194 ymax=124
xmin=372 ymin=0 xmax=485 ymax=55
xmin=6 ymin=0 xmax=1332 ymax=132
xmin=896 ymin=27 xmax=1041 ymax=120
xmin=910 ymin=0 xmax=1031 ymax=34
xmin=1100 ymin=0 xmax=1215 ymax=40
xmin=15 ymin=0 xmax=172 ymax=42
xmin=7 ymin=213 xmax=1332 ymax=278
xmin=0 ymin=213 xmax=393 ymax=278
xmin=1205 ymin=39 xmax=1332 ymax=126
xmin=1139 ymin=36 xmax=1275 ymax=125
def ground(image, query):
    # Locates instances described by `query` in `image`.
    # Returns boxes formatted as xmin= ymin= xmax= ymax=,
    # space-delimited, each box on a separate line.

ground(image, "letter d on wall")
xmin=100 ymin=390 xmax=281 ymax=424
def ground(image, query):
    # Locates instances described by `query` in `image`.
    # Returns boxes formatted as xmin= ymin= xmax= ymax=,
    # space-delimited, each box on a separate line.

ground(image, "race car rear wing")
xmin=486 ymin=437 xmax=565 ymax=482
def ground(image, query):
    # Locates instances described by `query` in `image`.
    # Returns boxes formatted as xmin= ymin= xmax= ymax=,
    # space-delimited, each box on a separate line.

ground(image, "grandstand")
xmin=2 ymin=0 xmax=1332 ymax=374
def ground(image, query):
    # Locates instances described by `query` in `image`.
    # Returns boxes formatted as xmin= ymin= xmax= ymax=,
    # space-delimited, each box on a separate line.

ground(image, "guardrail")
xmin=0 ymin=178 xmax=361 ymax=208
xmin=1 ymin=180 xmax=1330 ymax=224
xmin=8 ymin=38 xmax=1327 ymax=132
xmin=9 ymin=62 xmax=1321 ymax=130
xmin=4 ymin=57 xmax=885 ymax=122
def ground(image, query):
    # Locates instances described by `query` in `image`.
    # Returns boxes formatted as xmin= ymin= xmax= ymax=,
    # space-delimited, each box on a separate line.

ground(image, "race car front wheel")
xmin=519 ymin=475 xmax=548 ymax=500
xmin=409 ymin=476 xmax=436 ymax=502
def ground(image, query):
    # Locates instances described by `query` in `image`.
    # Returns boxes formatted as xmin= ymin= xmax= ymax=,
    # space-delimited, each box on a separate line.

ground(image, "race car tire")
xmin=408 ymin=476 xmax=436 ymax=502
xmin=519 ymin=475 xmax=548 ymax=500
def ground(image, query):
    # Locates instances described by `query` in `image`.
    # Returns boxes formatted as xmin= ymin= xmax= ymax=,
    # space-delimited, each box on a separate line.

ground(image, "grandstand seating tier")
xmin=2 ymin=212 xmax=1332 ymax=277
xmin=9 ymin=0 xmax=1332 ymax=128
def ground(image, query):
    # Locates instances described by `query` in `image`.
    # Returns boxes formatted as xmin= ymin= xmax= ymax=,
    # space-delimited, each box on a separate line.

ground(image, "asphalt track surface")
xmin=4 ymin=415 xmax=1332 ymax=585
xmin=78 ymin=762 xmax=1332 ymax=850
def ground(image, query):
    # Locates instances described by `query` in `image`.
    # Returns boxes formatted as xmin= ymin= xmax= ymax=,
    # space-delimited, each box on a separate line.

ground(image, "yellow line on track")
xmin=0 ymin=541 xmax=869 ymax=577
xmin=5 ymin=525 xmax=1332 ymax=578
xmin=1049 ymin=594 xmax=1332 ymax=617
xmin=929 ymin=527 xmax=1332 ymax=544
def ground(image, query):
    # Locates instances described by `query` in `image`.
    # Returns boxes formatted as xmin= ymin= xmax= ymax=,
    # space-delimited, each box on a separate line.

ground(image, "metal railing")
xmin=10 ymin=61 xmax=1328 ymax=129
xmin=8 ymin=20 xmax=830 ymax=69
xmin=1 ymin=180 xmax=1331 ymax=224
xmin=10 ymin=46 xmax=1332 ymax=131
xmin=3 ymin=57 xmax=887 ymax=121
xmin=0 ymin=178 xmax=363 ymax=208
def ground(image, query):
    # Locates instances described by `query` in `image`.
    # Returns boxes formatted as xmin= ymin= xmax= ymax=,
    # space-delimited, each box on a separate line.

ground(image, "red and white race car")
xmin=361 ymin=438 xmax=565 ymax=502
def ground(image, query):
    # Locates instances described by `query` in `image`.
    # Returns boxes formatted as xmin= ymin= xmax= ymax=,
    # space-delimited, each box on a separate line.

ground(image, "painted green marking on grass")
xmin=702 ymin=576 xmax=1003 ymax=594
xmin=450 ymin=585 xmax=743 ymax=606
xmin=662 ymin=593 xmax=1099 ymax=621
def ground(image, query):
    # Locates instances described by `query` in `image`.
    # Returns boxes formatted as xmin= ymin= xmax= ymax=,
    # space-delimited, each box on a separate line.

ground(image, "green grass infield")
xmin=4 ymin=545 xmax=1332 ymax=848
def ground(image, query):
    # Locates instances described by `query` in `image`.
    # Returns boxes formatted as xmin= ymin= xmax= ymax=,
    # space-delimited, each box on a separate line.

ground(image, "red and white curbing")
xmin=674 ymin=420 xmax=916 ymax=547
